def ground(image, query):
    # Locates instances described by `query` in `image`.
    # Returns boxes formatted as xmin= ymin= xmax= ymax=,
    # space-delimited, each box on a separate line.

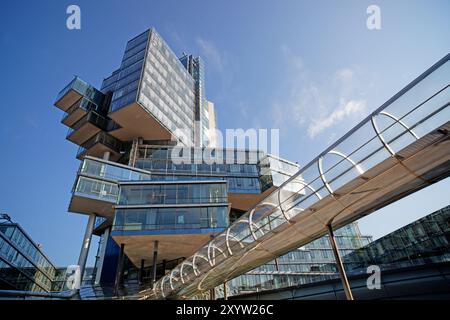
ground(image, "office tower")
xmin=0 ymin=216 xmax=57 ymax=292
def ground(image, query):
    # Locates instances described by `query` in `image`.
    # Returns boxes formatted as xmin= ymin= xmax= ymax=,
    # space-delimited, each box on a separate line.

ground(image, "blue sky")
xmin=0 ymin=0 xmax=449 ymax=267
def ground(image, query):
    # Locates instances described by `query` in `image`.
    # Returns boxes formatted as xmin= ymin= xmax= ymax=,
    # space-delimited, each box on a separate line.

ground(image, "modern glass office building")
xmin=51 ymin=27 xmax=371 ymax=296
xmin=0 ymin=219 xmax=57 ymax=292
xmin=343 ymin=205 xmax=450 ymax=272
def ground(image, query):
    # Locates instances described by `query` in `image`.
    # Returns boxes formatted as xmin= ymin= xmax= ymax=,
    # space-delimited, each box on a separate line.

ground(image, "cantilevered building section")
xmin=52 ymin=27 xmax=368 ymax=295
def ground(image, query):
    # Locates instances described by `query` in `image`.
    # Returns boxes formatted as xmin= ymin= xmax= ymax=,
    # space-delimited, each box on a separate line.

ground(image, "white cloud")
xmin=272 ymin=45 xmax=371 ymax=140
xmin=307 ymin=99 xmax=367 ymax=138
xmin=196 ymin=38 xmax=225 ymax=71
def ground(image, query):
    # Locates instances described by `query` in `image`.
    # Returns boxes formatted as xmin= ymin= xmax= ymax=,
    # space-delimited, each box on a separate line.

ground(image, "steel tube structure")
xmin=114 ymin=243 xmax=125 ymax=294
xmin=327 ymin=224 xmax=354 ymax=300
xmin=151 ymin=241 xmax=159 ymax=288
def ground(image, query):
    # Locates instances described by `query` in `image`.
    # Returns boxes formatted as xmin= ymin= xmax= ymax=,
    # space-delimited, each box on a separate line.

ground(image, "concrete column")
xmin=139 ymin=259 xmax=145 ymax=285
xmin=151 ymin=241 xmax=159 ymax=288
xmin=162 ymin=259 xmax=167 ymax=275
xmin=94 ymin=227 xmax=110 ymax=285
xmin=274 ymin=258 xmax=280 ymax=271
xmin=223 ymin=282 xmax=228 ymax=300
xmin=128 ymin=138 xmax=139 ymax=166
xmin=114 ymin=243 xmax=125 ymax=294
xmin=77 ymin=213 xmax=96 ymax=282
xmin=327 ymin=224 xmax=354 ymax=300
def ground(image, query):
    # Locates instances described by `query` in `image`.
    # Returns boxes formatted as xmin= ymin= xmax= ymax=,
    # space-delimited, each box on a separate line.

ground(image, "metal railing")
xmin=56 ymin=77 xmax=79 ymax=102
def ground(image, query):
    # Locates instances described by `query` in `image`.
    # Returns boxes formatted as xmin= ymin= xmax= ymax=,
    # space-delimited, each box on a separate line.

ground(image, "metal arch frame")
xmin=238 ymin=217 xmax=266 ymax=242
xmin=276 ymin=187 xmax=296 ymax=223
xmin=218 ymin=232 xmax=244 ymax=256
xmin=169 ymin=268 xmax=180 ymax=290
xmin=248 ymin=202 xmax=277 ymax=240
xmin=160 ymin=275 xmax=169 ymax=298
xmin=192 ymin=253 xmax=210 ymax=275
xmin=225 ymin=221 xmax=247 ymax=255
xmin=207 ymin=241 xmax=227 ymax=267
xmin=371 ymin=111 xmax=419 ymax=156
xmin=318 ymin=150 xmax=365 ymax=194
xmin=180 ymin=261 xmax=196 ymax=283
xmin=278 ymin=179 xmax=323 ymax=216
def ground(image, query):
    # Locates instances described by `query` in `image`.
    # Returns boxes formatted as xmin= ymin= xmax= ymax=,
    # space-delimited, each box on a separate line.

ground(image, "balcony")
xmin=78 ymin=157 xmax=151 ymax=181
xmin=76 ymin=131 xmax=123 ymax=161
xmin=66 ymin=111 xmax=108 ymax=145
xmin=61 ymin=97 xmax=101 ymax=127
xmin=108 ymin=102 xmax=172 ymax=142
xmin=68 ymin=176 xmax=118 ymax=217
xmin=54 ymin=76 xmax=104 ymax=112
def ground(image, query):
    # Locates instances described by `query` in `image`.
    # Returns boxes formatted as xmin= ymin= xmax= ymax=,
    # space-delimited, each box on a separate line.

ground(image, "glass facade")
xmin=66 ymin=111 xmax=108 ymax=139
xmin=72 ymin=150 xmax=303 ymax=213
xmin=134 ymin=146 xmax=269 ymax=194
xmin=56 ymin=76 xmax=104 ymax=106
xmin=118 ymin=181 xmax=228 ymax=206
xmin=135 ymin=146 xmax=262 ymax=174
xmin=113 ymin=206 xmax=229 ymax=232
xmin=110 ymin=30 xmax=150 ymax=112
xmin=77 ymin=132 xmax=123 ymax=160
xmin=138 ymin=30 xmax=196 ymax=145
xmin=73 ymin=176 xmax=119 ymax=203
xmin=344 ymin=205 xmax=450 ymax=273
xmin=80 ymin=157 xmax=151 ymax=182
xmin=180 ymin=54 xmax=209 ymax=146
xmin=113 ymin=181 xmax=229 ymax=233
xmin=0 ymin=223 xmax=57 ymax=292
xmin=258 ymin=155 xmax=301 ymax=191
xmin=77 ymin=156 xmax=266 ymax=198
xmin=101 ymin=69 xmax=120 ymax=94
xmin=62 ymin=97 xmax=104 ymax=123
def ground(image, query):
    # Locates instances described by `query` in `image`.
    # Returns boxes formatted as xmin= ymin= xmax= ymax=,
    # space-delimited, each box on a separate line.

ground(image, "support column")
xmin=77 ymin=213 xmax=96 ymax=282
xmin=151 ymin=241 xmax=159 ymax=289
xmin=139 ymin=259 xmax=145 ymax=285
xmin=162 ymin=259 xmax=167 ymax=275
xmin=114 ymin=243 xmax=125 ymax=295
xmin=223 ymin=282 xmax=228 ymax=300
xmin=274 ymin=258 xmax=280 ymax=271
xmin=327 ymin=224 xmax=354 ymax=300
xmin=94 ymin=227 xmax=110 ymax=285
xmin=210 ymin=288 xmax=216 ymax=300
xmin=128 ymin=138 xmax=140 ymax=167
